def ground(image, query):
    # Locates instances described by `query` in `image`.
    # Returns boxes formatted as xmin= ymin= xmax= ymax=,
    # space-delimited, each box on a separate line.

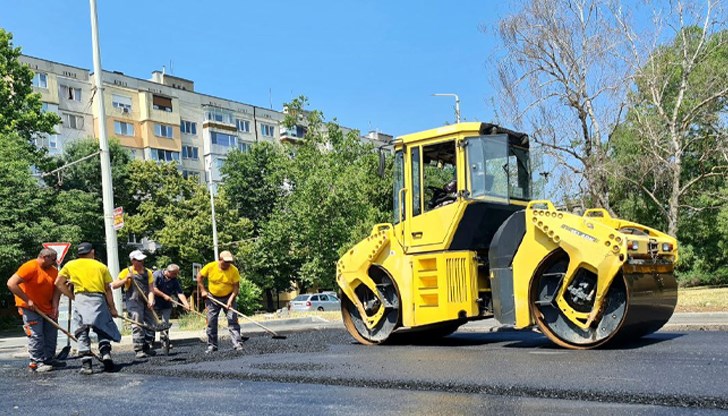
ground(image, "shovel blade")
xmin=152 ymin=322 xmax=173 ymax=332
xmin=55 ymin=345 xmax=72 ymax=360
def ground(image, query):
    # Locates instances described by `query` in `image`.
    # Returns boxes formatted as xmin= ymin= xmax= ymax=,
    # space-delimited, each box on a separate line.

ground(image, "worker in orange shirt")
xmin=6 ymin=248 xmax=62 ymax=372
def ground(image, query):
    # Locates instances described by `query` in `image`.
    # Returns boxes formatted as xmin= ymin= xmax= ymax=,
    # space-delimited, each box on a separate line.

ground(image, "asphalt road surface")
xmin=1 ymin=327 xmax=727 ymax=415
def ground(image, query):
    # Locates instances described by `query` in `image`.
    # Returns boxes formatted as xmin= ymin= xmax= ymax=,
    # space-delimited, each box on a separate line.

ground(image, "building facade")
xmin=21 ymin=54 xmax=391 ymax=186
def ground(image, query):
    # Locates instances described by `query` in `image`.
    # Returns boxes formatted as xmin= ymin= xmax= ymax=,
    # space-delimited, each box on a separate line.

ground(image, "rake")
xmin=119 ymin=314 xmax=172 ymax=332
xmin=207 ymin=296 xmax=287 ymax=340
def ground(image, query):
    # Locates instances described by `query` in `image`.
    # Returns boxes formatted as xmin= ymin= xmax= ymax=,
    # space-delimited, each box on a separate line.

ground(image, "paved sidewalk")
xmin=0 ymin=312 xmax=725 ymax=361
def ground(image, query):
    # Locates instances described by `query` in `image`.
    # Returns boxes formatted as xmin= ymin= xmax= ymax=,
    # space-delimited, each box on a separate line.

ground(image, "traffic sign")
xmin=42 ymin=242 xmax=71 ymax=266
xmin=113 ymin=207 xmax=124 ymax=230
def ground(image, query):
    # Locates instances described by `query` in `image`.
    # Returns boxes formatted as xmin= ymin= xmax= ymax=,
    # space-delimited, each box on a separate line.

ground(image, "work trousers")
xmin=127 ymin=300 xmax=155 ymax=351
xmin=205 ymin=295 xmax=242 ymax=349
xmin=22 ymin=309 xmax=58 ymax=364
xmin=155 ymin=308 xmax=172 ymax=341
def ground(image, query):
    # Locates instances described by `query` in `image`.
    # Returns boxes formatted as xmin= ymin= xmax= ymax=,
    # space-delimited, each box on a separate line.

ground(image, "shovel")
xmin=207 ymin=296 xmax=287 ymax=340
xmin=55 ymin=296 xmax=72 ymax=360
xmin=35 ymin=308 xmax=103 ymax=362
xmin=120 ymin=314 xmax=172 ymax=332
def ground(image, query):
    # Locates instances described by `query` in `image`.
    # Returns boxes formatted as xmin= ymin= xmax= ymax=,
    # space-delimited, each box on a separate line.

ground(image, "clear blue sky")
xmin=0 ymin=1 xmax=511 ymax=137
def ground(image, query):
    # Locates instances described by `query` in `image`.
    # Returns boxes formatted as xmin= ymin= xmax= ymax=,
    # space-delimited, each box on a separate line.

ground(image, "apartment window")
xmin=61 ymin=85 xmax=81 ymax=101
xmin=182 ymin=145 xmax=199 ymax=160
xmin=182 ymin=170 xmax=200 ymax=180
xmin=63 ymin=113 xmax=84 ymax=130
xmin=154 ymin=124 xmax=174 ymax=138
xmin=238 ymin=142 xmax=251 ymax=152
xmin=32 ymin=73 xmax=48 ymax=88
xmin=205 ymin=109 xmax=233 ymax=124
xmin=152 ymin=94 xmax=173 ymax=112
xmin=41 ymin=102 xmax=58 ymax=113
xmin=210 ymin=131 xmax=237 ymax=147
xmin=180 ymin=120 xmax=197 ymax=135
xmin=236 ymin=119 xmax=250 ymax=132
xmin=48 ymin=135 xmax=59 ymax=149
xmin=261 ymin=123 xmax=275 ymax=137
xmin=114 ymin=121 xmax=134 ymax=136
xmin=150 ymin=148 xmax=180 ymax=162
xmin=112 ymin=94 xmax=132 ymax=113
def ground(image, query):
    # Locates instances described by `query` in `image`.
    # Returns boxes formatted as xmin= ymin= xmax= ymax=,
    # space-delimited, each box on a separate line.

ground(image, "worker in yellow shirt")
xmin=55 ymin=242 xmax=121 ymax=375
xmin=196 ymin=251 xmax=244 ymax=353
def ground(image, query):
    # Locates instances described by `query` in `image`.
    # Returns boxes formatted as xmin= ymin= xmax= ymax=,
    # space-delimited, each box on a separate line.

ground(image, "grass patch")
xmin=677 ymin=286 xmax=728 ymax=312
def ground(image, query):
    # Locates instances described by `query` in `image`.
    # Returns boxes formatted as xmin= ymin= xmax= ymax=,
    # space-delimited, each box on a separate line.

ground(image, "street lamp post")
xmin=89 ymin=0 xmax=122 ymax=317
xmin=432 ymin=93 xmax=461 ymax=124
xmin=205 ymin=155 xmax=219 ymax=260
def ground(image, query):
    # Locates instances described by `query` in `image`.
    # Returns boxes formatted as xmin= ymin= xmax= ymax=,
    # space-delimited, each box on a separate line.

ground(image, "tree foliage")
xmin=222 ymin=97 xmax=391 ymax=309
xmin=0 ymin=29 xmax=60 ymax=155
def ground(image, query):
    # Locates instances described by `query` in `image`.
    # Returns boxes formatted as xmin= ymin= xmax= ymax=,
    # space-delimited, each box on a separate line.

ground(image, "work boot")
xmin=241 ymin=336 xmax=250 ymax=343
xmin=101 ymin=353 xmax=114 ymax=372
xmin=79 ymin=358 xmax=93 ymax=375
xmin=135 ymin=350 xmax=148 ymax=359
xmin=143 ymin=344 xmax=156 ymax=356
xmin=233 ymin=344 xmax=244 ymax=351
xmin=204 ymin=346 xmax=217 ymax=354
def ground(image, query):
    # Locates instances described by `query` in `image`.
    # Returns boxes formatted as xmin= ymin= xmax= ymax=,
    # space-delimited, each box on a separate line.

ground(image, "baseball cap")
xmin=129 ymin=250 xmax=147 ymax=261
xmin=77 ymin=242 xmax=94 ymax=255
xmin=219 ymin=250 xmax=234 ymax=262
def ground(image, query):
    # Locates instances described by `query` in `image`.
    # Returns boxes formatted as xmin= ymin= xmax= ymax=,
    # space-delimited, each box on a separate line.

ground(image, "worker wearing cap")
xmin=196 ymin=251 xmax=244 ymax=353
xmin=7 ymin=248 xmax=61 ymax=372
xmin=111 ymin=250 xmax=156 ymax=359
xmin=55 ymin=242 xmax=121 ymax=375
xmin=152 ymin=264 xmax=190 ymax=347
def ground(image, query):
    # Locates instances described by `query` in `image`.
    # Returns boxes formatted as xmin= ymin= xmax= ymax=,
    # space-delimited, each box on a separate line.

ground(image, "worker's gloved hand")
xmin=200 ymin=290 xmax=208 ymax=299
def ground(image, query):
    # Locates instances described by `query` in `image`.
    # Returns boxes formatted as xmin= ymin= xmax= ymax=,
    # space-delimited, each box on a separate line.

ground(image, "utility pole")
xmin=206 ymin=155 xmax=220 ymax=259
xmin=89 ymin=0 xmax=122 ymax=316
xmin=432 ymin=93 xmax=461 ymax=123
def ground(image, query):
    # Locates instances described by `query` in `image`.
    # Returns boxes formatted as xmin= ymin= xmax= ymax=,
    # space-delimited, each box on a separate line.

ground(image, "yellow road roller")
xmin=336 ymin=122 xmax=677 ymax=349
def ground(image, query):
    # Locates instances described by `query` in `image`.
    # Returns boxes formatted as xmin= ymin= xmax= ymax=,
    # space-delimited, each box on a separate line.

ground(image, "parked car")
xmin=289 ymin=293 xmax=341 ymax=312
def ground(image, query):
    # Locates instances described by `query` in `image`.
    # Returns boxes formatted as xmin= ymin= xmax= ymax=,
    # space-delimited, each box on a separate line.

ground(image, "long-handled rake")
xmin=207 ymin=296 xmax=287 ymax=340
xmin=129 ymin=276 xmax=170 ymax=329
xmin=119 ymin=314 xmax=172 ymax=332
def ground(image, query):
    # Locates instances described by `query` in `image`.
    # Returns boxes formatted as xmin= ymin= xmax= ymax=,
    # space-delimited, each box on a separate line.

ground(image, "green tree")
xmin=119 ymin=160 xmax=254 ymax=295
xmin=0 ymin=29 xmax=60 ymax=152
xmin=610 ymin=11 xmax=728 ymax=284
xmin=0 ymin=135 xmax=56 ymax=298
xmin=221 ymin=141 xmax=289 ymax=231
xmin=223 ymin=97 xmax=392 ymax=310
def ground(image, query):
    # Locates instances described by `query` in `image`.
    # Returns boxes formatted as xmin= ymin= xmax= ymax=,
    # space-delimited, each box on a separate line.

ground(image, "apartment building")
xmin=21 ymin=54 xmax=390 ymax=185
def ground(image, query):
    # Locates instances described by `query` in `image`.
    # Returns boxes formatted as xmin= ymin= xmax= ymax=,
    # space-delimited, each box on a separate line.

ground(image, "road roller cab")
xmin=336 ymin=122 xmax=678 ymax=349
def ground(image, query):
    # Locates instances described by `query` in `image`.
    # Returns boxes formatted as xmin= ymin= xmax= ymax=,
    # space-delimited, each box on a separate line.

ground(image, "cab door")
xmin=404 ymin=139 xmax=462 ymax=252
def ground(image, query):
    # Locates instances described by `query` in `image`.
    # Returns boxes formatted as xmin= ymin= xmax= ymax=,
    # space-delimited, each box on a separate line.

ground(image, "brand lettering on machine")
xmin=560 ymin=224 xmax=598 ymax=243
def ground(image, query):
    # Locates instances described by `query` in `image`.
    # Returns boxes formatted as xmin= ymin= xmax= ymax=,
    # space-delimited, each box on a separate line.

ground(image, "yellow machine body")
xmin=337 ymin=122 xmax=677 ymax=349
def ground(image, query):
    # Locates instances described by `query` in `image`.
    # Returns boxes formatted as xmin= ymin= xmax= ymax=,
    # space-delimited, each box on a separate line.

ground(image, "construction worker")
xmin=55 ymin=242 xmax=121 ymax=375
xmin=196 ymin=250 xmax=244 ymax=353
xmin=6 ymin=248 xmax=62 ymax=372
xmin=111 ymin=250 xmax=156 ymax=359
xmin=152 ymin=264 xmax=190 ymax=347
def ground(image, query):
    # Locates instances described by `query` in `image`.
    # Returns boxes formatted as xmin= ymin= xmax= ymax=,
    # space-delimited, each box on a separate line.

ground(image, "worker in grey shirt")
xmin=153 ymin=264 xmax=189 ymax=346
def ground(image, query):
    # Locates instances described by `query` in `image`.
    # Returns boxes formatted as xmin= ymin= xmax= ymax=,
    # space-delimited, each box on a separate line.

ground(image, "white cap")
xmin=129 ymin=250 xmax=147 ymax=261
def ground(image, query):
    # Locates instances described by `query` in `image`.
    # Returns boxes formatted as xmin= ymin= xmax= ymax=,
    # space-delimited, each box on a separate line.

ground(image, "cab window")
xmin=422 ymin=141 xmax=457 ymax=212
